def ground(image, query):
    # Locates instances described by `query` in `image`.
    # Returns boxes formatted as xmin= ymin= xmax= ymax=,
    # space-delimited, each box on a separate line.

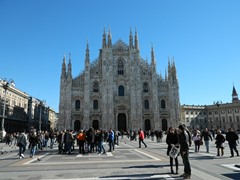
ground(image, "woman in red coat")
xmin=138 ymin=129 xmax=147 ymax=148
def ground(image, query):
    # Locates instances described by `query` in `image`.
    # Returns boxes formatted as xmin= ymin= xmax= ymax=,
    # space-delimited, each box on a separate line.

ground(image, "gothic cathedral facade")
xmin=58 ymin=29 xmax=181 ymax=132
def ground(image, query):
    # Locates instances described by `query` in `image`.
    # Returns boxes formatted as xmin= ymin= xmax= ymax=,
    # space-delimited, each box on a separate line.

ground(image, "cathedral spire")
xmin=168 ymin=57 xmax=171 ymax=80
xmin=171 ymin=57 xmax=178 ymax=82
xmin=67 ymin=53 xmax=72 ymax=78
xmin=61 ymin=54 xmax=67 ymax=79
xmin=85 ymin=41 xmax=90 ymax=66
xmin=151 ymin=45 xmax=156 ymax=66
xmin=232 ymin=85 xmax=239 ymax=103
xmin=129 ymin=27 xmax=133 ymax=49
xmin=165 ymin=68 xmax=168 ymax=81
xmin=102 ymin=27 xmax=107 ymax=49
xmin=107 ymin=28 xmax=112 ymax=48
xmin=134 ymin=28 xmax=139 ymax=50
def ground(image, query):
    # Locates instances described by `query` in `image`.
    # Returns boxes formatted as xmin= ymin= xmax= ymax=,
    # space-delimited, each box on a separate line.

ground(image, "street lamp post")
xmin=216 ymin=101 xmax=221 ymax=130
xmin=0 ymin=79 xmax=14 ymax=140
xmin=39 ymin=103 xmax=42 ymax=132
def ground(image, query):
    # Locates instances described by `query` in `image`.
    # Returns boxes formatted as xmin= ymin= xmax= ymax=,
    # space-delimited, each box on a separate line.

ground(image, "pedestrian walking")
xmin=226 ymin=128 xmax=239 ymax=157
xmin=201 ymin=128 xmax=213 ymax=153
xmin=215 ymin=130 xmax=225 ymax=156
xmin=192 ymin=130 xmax=201 ymax=153
xmin=138 ymin=129 xmax=147 ymax=148
xmin=166 ymin=127 xmax=179 ymax=174
xmin=178 ymin=124 xmax=191 ymax=179
xmin=29 ymin=131 xmax=38 ymax=158
xmin=17 ymin=130 xmax=27 ymax=159
xmin=57 ymin=131 xmax=64 ymax=154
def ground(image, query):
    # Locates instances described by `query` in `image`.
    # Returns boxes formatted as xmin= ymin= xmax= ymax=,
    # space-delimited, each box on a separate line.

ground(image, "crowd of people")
xmin=166 ymin=126 xmax=240 ymax=179
xmin=2 ymin=126 xmax=240 ymax=179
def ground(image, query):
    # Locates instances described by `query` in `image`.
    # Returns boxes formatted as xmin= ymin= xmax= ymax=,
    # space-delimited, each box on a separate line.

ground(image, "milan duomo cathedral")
xmin=58 ymin=29 xmax=181 ymax=132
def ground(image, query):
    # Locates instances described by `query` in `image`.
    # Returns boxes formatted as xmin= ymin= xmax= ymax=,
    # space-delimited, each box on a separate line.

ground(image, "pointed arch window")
xmin=143 ymin=82 xmax=149 ymax=93
xmin=93 ymin=82 xmax=99 ymax=92
xmin=118 ymin=85 xmax=124 ymax=96
xmin=144 ymin=99 xmax=149 ymax=110
xmin=161 ymin=99 xmax=166 ymax=109
xmin=75 ymin=100 xmax=80 ymax=110
xmin=118 ymin=59 xmax=124 ymax=75
xmin=93 ymin=100 xmax=98 ymax=110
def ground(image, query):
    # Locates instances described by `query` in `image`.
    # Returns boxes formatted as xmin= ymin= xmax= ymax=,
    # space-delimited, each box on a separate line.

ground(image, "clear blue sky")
xmin=1 ymin=0 xmax=240 ymax=112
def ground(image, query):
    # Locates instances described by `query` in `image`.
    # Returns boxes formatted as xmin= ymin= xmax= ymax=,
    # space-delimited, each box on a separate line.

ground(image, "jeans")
xmin=50 ymin=138 xmax=54 ymax=149
xmin=18 ymin=143 xmax=26 ymax=156
xmin=204 ymin=140 xmax=210 ymax=152
xmin=98 ymin=141 xmax=106 ymax=153
xmin=108 ymin=139 xmax=115 ymax=152
xmin=65 ymin=142 xmax=72 ymax=154
xmin=30 ymin=145 xmax=37 ymax=157
xmin=181 ymin=150 xmax=191 ymax=175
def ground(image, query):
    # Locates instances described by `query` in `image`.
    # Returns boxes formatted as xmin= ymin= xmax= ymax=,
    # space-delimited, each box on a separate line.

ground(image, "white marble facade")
xmin=58 ymin=29 xmax=181 ymax=132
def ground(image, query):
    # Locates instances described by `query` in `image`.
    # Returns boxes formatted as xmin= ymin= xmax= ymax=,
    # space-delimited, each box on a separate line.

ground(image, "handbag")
xmin=169 ymin=146 xmax=179 ymax=159
xmin=200 ymin=139 xmax=203 ymax=145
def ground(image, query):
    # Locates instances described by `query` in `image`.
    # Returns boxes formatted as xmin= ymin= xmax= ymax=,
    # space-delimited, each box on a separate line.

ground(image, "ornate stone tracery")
xmin=59 ymin=29 xmax=180 ymax=131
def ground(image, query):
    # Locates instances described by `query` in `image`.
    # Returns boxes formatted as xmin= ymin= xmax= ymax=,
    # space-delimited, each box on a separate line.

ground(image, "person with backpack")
xmin=77 ymin=130 xmax=86 ymax=154
xmin=215 ymin=130 xmax=225 ymax=156
xmin=17 ymin=130 xmax=27 ymax=159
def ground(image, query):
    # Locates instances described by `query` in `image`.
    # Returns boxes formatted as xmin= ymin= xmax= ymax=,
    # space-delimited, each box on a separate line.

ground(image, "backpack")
xmin=77 ymin=133 xmax=85 ymax=141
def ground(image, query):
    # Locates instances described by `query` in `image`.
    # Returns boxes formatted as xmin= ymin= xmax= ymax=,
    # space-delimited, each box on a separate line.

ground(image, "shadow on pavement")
xmin=100 ymin=172 xmax=183 ymax=179
xmin=123 ymin=164 xmax=170 ymax=169
xmin=223 ymin=172 xmax=240 ymax=179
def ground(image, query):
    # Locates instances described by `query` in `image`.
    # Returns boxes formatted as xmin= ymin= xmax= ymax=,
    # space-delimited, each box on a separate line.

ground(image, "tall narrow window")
xmin=118 ymin=59 xmax=124 ymax=75
xmin=93 ymin=82 xmax=99 ymax=92
xmin=75 ymin=100 xmax=80 ymax=110
xmin=161 ymin=99 xmax=166 ymax=109
xmin=118 ymin=85 xmax=124 ymax=96
xmin=143 ymin=82 xmax=149 ymax=93
xmin=93 ymin=100 xmax=98 ymax=110
xmin=144 ymin=100 xmax=149 ymax=110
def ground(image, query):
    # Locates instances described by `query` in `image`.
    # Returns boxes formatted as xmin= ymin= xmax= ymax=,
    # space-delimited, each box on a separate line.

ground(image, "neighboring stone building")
xmin=28 ymin=97 xmax=50 ymax=132
xmin=48 ymin=107 xmax=57 ymax=130
xmin=0 ymin=79 xmax=57 ymax=133
xmin=181 ymin=86 xmax=240 ymax=131
xmin=180 ymin=105 xmax=207 ymax=129
xmin=0 ymin=79 xmax=28 ymax=133
xmin=58 ymin=29 xmax=181 ymax=132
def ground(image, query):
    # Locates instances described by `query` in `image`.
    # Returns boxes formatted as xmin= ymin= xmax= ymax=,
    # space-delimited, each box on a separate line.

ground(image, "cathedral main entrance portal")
xmin=74 ymin=120 xmax=81 ymax=132
xmin=145 ymin=119 xmax=151 ymax=131
xmin=162 ymin=119 xmax=168 ymax=131
xmin=117 ymin=113 xmax=127 ymax=132
xmin=93 ymin=120 xmax=99 ymax=130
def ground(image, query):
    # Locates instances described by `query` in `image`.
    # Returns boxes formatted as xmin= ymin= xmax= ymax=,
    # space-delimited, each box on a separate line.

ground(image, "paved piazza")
xmin=1 ymin=136 xmax=240 ymax=180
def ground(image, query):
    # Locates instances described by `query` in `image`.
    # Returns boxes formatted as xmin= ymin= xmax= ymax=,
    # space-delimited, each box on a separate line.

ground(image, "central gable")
xmin=112 ymin=39 xmax=129 ymax=55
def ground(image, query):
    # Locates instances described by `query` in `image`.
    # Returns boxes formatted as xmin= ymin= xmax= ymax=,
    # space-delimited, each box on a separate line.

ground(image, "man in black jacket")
xmin=201 ymin=128 xmax=213 ymax=153
xmin=226 ymin=128 xmax=239 ymax=157
xmin=178 ymin=124 xmax=191 ymax=179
